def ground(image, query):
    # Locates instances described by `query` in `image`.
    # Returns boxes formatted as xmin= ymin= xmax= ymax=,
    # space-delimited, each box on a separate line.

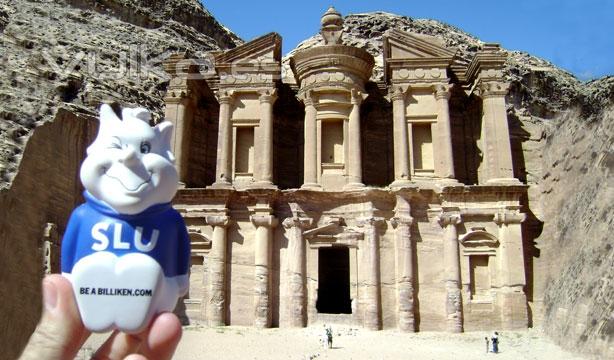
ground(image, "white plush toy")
xmin=61 ymin=104 xmax=190 ymax=333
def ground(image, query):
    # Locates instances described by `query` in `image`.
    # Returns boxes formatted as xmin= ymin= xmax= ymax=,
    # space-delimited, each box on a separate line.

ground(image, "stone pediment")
xmin=215 ymin=32 xmax=281 ymax=65
xmin=383 ymin=29 xmax=456 ymax=60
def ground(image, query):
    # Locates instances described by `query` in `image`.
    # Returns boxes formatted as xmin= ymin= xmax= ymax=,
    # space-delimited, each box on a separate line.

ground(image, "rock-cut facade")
xmin=164 ymin=8 xmax=529 ymax=332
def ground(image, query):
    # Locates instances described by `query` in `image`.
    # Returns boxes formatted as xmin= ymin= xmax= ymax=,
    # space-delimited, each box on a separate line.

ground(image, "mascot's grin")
xmin=104 ymin=171 xmax=153 ymax=193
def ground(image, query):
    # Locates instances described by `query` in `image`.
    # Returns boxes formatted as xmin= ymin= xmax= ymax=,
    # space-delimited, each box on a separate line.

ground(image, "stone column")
xmin=478 ymin=81 xmax=516 ymax=183
xmin=256 ymin=89 xmax=277 ymax=187
xmin=281 ymin=216 xmax=313 ymax=327
xmin=205 ymin=215 xmax=231 ymax=326
xmin=346 ymin=88 xmax=365 ymax=188
xmin=390 ymin=86 xmax=411 ymax=187
xmin=213 ymin=90 xmax=233 ymax=188
xmin=42 ymin=223 xmax=59 ymax=275
xmin=250 ymin=214 xmax=278 ymax=328
xmin=163 ymin=56 xmax=193 ymax=186
xmin=494 ymin=210 xmax=528 ymax=329
xmin=302 ymin=92 xmax=320 ymax=189
xmin=164 ymin=93 xmax=192 ymax=185
xmin=391 ymin=214 xmax=415 ymax=332
xmin=438 ymin=213 xmax=463 ymax=333
xmin=433 ymin=84 xmax=456 ymax=180
xmin=357 ymin=216 xmax=385 ymax=330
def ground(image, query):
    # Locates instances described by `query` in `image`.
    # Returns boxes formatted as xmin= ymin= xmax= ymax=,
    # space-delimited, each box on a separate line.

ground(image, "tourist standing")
xmin=485 ymin=336 xmax=490 ymax=353
xmin=326 ymin=325 xmax=333 ymax=349
xmin=491 ymin=331 xmax=499 ymax=353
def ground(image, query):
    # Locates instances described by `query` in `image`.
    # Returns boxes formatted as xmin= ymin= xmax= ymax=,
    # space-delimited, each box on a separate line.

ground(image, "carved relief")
xmin=163 ymin=7 xmax=528 ymax=333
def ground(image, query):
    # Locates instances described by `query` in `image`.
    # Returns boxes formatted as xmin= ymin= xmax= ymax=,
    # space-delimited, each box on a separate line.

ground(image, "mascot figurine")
xmin=61 ymin=104 xmax=190 ymax=333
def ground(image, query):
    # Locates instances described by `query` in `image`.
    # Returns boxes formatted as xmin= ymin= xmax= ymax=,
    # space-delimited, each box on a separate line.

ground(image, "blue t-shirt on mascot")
xmin=61 ymin=191 xmax=190 ymax=278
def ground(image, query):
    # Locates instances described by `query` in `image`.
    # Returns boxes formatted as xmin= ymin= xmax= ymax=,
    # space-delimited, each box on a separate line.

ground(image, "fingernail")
xmin=43 ymin=278 xmax=58 ymax=311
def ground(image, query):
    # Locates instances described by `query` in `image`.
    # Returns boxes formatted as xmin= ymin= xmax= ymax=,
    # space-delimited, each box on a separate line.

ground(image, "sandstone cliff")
xmin=0 ymin=0 xmax=240 ymax=189
xmin=0 ymin=3 xmax=612 ymax=359
xmin=0 ymin=1 xmax=240 ymax=358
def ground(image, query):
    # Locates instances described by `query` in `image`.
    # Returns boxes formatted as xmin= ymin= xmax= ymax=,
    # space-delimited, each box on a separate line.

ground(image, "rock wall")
xmin=0 ymin=109 xmax=96 ymax=360
xmin=0 ymin=0 xmax=241 ymax=189
xmin=537 ymin=104 xmax=614 ymax=357
xmin=0 ymin=0 xmax=240 ymax=357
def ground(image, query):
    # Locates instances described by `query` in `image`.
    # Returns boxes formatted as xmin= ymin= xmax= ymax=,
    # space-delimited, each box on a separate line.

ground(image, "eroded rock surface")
xmin=0 ymin=0 xmax=240 ymax=189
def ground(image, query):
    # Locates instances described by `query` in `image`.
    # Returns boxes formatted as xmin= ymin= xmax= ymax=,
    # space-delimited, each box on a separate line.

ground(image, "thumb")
xmin=19 ymin=274 xmax=90 ymax=360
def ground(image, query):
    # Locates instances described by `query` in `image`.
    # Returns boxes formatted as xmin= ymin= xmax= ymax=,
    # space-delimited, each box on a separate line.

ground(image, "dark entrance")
xmin=316 ymin=246 xmax=352 ymax=314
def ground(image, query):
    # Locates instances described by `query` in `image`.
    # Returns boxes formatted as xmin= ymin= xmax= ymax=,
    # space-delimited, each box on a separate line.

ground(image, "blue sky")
xmin=204 ymin=0 xmax=612 ymax=81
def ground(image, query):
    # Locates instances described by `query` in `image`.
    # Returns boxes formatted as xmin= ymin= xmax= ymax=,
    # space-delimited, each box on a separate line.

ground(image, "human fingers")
xmin=19 ymin=274 xmax=91 ymax=360
xmin=91 ymin=328 xmax=146 ymax=360
xmin=139 ymin=312 xmax=182 ymax=360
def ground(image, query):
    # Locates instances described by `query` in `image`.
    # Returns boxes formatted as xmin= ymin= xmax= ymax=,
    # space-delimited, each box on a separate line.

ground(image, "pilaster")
xmin=476 ymin=80 xmax=517 ymax=183
xmin=300 ymin=91 xmax=320 ymax=190
xmin=433 ymin=83 xmax=456 ymax=181
xmin=467 ymin=44 xmax=519 ymax=184
xmin=345 ymin=88 xmax=366 ymax=189
xmin=250 ymin=214 xmax=278 ymax=328
xmin=205 ymin=214 xmax=231 ymax=326
xmin=281 ymin=216 xmax=313 ymax=327
xmin=212 ymin=90 xmax=234 ymax=188
xmin=357 ymin=216 xmax=385 ymax=330
xmin=494 ymin=209 xmax=528 ymax=329
xmin=437 ymin=212 xmax=463 ymax=333
xmin=391 ymin=200 xmax=415 ymax=332
xmin=253 ymin=88 xmax=278 ymax=188
xmin=389 ymin=85 xmax=412 ymax=188
xmin=163 ymin=55 xmax=194 ymax=185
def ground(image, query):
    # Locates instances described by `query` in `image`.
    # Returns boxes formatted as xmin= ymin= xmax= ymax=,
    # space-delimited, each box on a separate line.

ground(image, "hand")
xmin=19 ymin=274 xmax=182 ymax=360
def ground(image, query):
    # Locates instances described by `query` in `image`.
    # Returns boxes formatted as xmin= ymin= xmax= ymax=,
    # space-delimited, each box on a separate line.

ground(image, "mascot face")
xmin=80 ymin=104 xmax=178 ymax=215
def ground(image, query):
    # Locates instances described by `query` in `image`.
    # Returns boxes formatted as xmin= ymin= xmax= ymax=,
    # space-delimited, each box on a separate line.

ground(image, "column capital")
xmin=391 ymin=216 xmax=414 ymax=228
xmin=282 ymin=216 xmax=313 ymax=230
xmin=298 ymin=90 xmax=316 ymax=107
xmin=476 ymin=80 xmax=509 ymax=99
xmin=389 ymin=85 xmax=409 ymax=102
xmin=356 ymin=216 xmax=386 ymax=228
xmin=250 ymin=214 xmax=278 ymax=228
xmin=433 ymin=83 xmax=452 ymax=100
xmin=206 ymin=215 xmax=231 ymax=228
xmin=493 ymin=211 xmax=526 ymax=225
xmin=216 ymin=89 xmax=235 ymax=104
xmin=259 ymin=88 xmax=278 ymax=104
xmin=437 ymin=213 xmax=462 ymax=227
xmin=164 ymin=90 xmax=192 ymax=103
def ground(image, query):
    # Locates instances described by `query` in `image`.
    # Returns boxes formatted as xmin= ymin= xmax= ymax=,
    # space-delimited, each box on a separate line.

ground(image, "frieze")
xmin=392 ymin=67 xmax=447 ymax=82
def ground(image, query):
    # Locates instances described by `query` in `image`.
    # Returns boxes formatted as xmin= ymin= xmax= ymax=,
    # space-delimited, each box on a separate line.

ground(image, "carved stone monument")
xmin=165 ymin=7 xmax=528 ymax=332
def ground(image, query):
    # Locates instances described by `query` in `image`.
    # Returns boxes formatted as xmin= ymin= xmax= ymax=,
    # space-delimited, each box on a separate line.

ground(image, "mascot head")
xmin=80 ymin=104 xmax=178 ymax=214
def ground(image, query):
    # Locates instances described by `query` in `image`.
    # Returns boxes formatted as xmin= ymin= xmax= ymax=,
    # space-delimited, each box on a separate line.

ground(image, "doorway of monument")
xmin=316 ymin=246 xmax=352 ymax=314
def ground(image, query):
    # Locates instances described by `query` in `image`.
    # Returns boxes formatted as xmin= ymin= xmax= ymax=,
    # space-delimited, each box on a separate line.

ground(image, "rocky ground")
xmin=79 ymin=326 xmax=585 ymax=360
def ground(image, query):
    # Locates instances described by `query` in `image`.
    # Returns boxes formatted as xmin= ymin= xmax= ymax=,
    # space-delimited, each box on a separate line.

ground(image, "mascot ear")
xmin=90 ymin=104 xmax=122 ymax=154
xmin=155 ymin=121 xmax=175 ymax=162
xmin=99 ymin=104 xmax=122 ymax=126
xmin=122 ymin=107 xmax=151 ymax=123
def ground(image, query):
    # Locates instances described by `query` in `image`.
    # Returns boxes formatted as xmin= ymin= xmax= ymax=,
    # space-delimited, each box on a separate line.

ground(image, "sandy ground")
xmin=78 ymin=325 xmax=586 ymax=360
